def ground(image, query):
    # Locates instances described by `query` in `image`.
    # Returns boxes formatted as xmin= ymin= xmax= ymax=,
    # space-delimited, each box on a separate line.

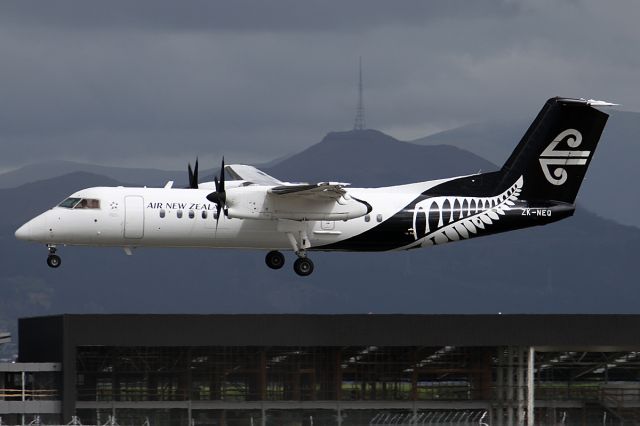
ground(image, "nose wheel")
xmin=46 ymin=245 xmax=61 ymax=268
xmin=47 ymin=255 xmax=61 ymax=268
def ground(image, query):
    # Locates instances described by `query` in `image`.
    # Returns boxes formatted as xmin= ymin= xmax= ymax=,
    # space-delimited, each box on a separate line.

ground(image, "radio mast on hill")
xmin=353 ymin=57 xmax=365 ymax=130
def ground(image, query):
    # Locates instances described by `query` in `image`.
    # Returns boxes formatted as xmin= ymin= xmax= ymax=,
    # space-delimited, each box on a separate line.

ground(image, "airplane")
xmin=15 ymin=97 xmax=612 ymax=276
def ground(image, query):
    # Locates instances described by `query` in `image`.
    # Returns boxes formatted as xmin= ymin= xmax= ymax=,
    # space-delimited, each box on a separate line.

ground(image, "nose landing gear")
xmin=46 ymin=245 xmax=61 ymax=268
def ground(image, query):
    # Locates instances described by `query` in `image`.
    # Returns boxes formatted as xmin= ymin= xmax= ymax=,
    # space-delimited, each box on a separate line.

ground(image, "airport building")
xmin=2 ymin=315 xmax=640 ymax=426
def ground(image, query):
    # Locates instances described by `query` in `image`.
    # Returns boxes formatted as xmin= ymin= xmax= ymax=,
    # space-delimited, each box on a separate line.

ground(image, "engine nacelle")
xmin=225 ymin=186 xmax=370 ymax=221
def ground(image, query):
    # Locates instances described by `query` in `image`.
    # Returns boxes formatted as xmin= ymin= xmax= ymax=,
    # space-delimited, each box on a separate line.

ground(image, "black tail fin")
xmin=498 ymin=97 xmax=609 ymax=204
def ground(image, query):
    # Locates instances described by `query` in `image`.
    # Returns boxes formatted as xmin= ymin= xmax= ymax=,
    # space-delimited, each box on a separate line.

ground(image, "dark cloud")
xmin=0 ymin=0 xmax=638 ymax=170
xmin=0 ymin=1 xmax=519 ymax=33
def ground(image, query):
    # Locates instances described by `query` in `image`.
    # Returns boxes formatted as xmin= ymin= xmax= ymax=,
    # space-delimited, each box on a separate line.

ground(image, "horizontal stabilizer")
xmin=585 ymin=99 xmax=618 ymax=107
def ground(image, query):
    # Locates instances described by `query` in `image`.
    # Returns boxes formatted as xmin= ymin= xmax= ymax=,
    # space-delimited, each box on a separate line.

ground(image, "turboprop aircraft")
xmin=15 ymin=97 xmax=612 ymax=276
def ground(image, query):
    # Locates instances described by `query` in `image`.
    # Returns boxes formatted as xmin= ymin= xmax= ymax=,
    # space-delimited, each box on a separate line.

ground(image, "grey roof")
xmin=18 ymin=314 xmax=640 ymax=362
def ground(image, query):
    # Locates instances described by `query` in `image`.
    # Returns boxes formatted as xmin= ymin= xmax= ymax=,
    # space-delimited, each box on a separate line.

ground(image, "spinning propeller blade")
xmin=206 ymin=157 xmax=228 ymax=228
xmin=187 ymin=158 xmax=199 ymax=189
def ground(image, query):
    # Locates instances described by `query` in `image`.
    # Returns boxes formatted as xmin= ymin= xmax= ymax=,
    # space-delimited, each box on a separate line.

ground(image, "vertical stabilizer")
xmin=499 ymin=97 xmax=609 ymax=204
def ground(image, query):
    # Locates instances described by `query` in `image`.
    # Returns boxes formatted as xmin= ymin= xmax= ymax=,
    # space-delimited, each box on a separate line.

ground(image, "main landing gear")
xmin=266 ymin=222 xmax=315 ymax=276
xmin=46 ymin=245 xmax=61 ymax=268
xmin=293 ymin=257 xmax=314 ymax=276
xmin=265 ymin=250 xmax=285 ymax=269
xmin=264 ymin=250 xmax=315 ymax=277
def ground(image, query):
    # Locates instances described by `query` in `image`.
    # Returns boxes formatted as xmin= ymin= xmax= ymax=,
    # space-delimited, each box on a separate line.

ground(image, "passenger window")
xmin=188 ymin=210 xmax=195 ymax=219
xmin=177 ymin=210 xmax=183 ymax=218
xmin=376 ymin=214 xmax=383 ymax=223
xmin=364 ymin=214 xmax=371 ymax=222
xmin=201 ymin=211 xmax=207 ymax=219
xmin=159 ymin=209 xmax=166 ymax=218
xmin=58 ymin=198 xmax=81 ymax=208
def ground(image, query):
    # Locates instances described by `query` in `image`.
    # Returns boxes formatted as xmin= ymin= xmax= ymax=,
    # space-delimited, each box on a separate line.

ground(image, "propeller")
xmin=206 ymin=157 xmax=228 ymax=227
xmin=187 ymin=158 xmax=199 ymax=189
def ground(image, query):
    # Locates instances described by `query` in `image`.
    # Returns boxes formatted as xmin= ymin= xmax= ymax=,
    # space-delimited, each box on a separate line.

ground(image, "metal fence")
xmin=0 ymin=416 xmax=149 ymax=426
xmin=369 ymin=411 xmax=488 ymax=426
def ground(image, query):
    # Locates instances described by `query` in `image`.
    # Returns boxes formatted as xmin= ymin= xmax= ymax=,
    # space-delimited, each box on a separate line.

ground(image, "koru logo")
xmin=539 ymin=129 xmax=590 ymax=186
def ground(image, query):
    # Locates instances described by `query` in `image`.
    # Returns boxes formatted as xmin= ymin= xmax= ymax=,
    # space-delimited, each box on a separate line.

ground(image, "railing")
xmin=0 ymin=416 xmax=150 ymax=426
xmin=600 ymin=387 xmax=640 ymax=405
xmin=0 ymin=388 xmax=59 ymax=400
xmin=74 ymin=384 xmax=640 ymax=405
xmin=369 ymin=411 xmax=488 ymax=426
xmin=596 ymin=388 xmax=640 ymax=425
xmin=534 ymin=385 xmax=602 ymax=401
xmin=77 ymin=384 xmax=476 ymax=402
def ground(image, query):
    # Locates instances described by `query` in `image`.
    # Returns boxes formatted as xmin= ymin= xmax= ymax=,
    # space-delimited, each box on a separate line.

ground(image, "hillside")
xmin=264 ymin=129 xmax=496 ymax=186
xmin=0 ymin=160 xmax=198 ymax=189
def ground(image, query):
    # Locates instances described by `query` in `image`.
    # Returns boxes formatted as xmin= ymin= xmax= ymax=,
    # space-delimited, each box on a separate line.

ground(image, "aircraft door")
xmin=321 ymin=221 xmax=334 ymax=230
xmin=124 ymin=196 xmax=145 ymax=239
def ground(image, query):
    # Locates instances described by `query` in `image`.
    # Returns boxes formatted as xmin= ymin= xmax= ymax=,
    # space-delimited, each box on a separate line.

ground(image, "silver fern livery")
xmin=411 ymin=176 xmax=524 ymax=247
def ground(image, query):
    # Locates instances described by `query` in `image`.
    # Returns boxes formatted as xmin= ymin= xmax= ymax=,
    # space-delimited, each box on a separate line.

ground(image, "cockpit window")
xmin=74 ymin=199 xmax=101 ymax=209
xmin=58 ymin=198 xmax=81 ymax=208
xmin=59 ymin=198 xmax=100 ymax=209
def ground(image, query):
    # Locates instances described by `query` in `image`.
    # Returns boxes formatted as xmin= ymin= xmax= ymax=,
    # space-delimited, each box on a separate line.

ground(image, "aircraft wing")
xmin=226 ymin=164 xmax=350 ymax=201
xmin=269 ymin=182 xmax=349 ymax=200
xmin=225 ymin=164 xmax=283 ymax=186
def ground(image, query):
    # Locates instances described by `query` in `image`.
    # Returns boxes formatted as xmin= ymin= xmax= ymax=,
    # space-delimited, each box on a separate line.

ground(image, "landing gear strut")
xmin=46 ymin=245 xmax=61 ymax=269
xmin=286 ymin=231 xmax=315 ymax=277
xmin=265 ymin=250 xmax=285 ymax=270
xmin=274 ymin=221 xmax=316 ymax=276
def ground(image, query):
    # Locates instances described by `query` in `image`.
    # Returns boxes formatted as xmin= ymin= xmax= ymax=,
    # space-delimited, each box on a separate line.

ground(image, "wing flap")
xmin=269 ymin=182 xmax=349 ymax=200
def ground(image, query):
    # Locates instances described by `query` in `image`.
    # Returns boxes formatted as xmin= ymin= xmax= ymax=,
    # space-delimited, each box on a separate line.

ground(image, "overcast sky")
xmin=1 ymin=0 xmax=639 ymax=171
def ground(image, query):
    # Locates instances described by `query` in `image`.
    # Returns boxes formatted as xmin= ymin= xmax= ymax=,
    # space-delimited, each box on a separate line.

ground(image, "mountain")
xmin=0 ymin=160 xmax=196 ymax=189
xmin=412 ymin=121 xmax=527 ymax=165
xmin=413 ymin=110 xmax=640 ymax=228
xmin=264 ymin=129 xmax=497 ymax=186
xmin=2 ymin=129 xmax=639 ymax=356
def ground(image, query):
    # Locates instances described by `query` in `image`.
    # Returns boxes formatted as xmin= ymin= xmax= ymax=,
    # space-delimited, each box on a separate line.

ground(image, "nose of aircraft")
xmin=15 ymin=214 xmax=48 ymax=241
xmin=14 ymin=222 xmax=31 ymax=240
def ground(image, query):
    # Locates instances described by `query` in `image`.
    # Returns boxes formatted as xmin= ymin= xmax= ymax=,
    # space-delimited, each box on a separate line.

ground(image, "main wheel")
xmin=46 ymin=254 xmax=61 ymax=268
xmin=265 ymin=250 xmax=285 ymax=270
xmin=293 ymin=257 xmax=314 ymax=277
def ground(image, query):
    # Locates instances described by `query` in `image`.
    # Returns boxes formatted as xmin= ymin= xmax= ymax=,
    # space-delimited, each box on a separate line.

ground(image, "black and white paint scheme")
xmin=409 ymin=176 xmax=523 ymax=248
xmin=15 ymin=97 xmax=610 ymax=276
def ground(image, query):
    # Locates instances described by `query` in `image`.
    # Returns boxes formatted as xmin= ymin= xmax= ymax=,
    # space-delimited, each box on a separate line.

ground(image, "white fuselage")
xmin=16 ymin=179 xmax=451 ymax=251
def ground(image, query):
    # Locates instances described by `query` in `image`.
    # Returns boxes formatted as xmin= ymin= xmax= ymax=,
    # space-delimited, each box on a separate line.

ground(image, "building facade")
xmin=13 ymin=315 xmax=640 ymax=426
